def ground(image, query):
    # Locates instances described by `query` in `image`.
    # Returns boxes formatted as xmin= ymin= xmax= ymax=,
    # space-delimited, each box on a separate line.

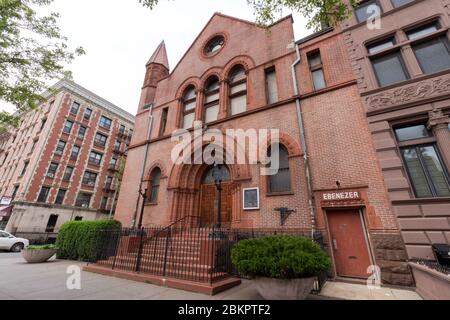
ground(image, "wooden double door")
xmin=327 ymin=209 xmax=372 ymax=279
xmin=200 ymin=183 xmax=232 ymax=227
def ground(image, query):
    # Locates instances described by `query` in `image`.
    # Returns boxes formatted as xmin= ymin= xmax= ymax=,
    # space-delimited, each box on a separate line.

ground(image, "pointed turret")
xmin=138 ymin=41 xmax=170 ymax=112
xmin=146 ymin=41 xmax=169 ymax=70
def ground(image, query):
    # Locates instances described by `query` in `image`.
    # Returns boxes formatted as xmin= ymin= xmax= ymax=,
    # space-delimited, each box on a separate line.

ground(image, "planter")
xmin=409 ymin=262 xmax=450 ymax=300
xmin=254 ymin=277 xmax=316 ymax=300
xmin=21 ymin=249 xmax=57 ymax=263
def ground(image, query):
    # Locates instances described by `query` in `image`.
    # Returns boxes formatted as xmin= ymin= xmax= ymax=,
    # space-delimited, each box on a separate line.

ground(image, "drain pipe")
xmin=131 ymin=105 xmax=154 ymax=228
xmin=290 ymin=41 xmax=317 ymax=239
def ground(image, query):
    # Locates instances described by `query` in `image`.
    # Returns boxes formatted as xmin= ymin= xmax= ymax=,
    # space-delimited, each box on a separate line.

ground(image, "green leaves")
xmin=138 ymin=0 xmax=357 ymax=31
xmin=56 ymin=220 xmax=121 ymax=261
xmin=231 ymin=235 xmax=332 ymax=279
xmin=245 ymin=0 xmax=358 ymax=30
xmin=26 ymin=244 xmax=58 ymax=250
xmin=0 ymin=0 xmax=84 ymax=130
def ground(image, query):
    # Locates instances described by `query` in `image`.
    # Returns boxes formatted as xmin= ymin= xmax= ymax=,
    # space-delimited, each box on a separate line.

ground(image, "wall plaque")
xmin=0 ymin=197 xmax=12 ymax=206
xmin=322 ymin=191 xmax=361 ymax=201
xmin=243 ymin=188 xmax=260 ymax=210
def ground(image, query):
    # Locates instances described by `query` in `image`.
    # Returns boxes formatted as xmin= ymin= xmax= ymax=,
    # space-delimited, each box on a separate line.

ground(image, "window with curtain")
xmin=265 ymin=67 xmax=279 ymax=104
xmin=229 ymin=66 xmax=247 ymax=116
xmin=63 ymin=166 xmax=73 ymax=181
xmin=182 ymin=86 xmax=197 ymax=129
xmin=47 ymin=162 xmax=58 ymax=178
xmin=204 ymin=77 xmax=220 ymax=123
xmin=268 ymin=144 xmax=292 ymax=193
xmin=401 ymin=146 xmax=450 ymax=198
xmin=70 ymin=102 xmax=80 ymax=115
xmin=307 ymin=52 xmax=326 ymax=91
xmin=37 ymin=187 xmax=50 ymax=203
xmin=149 ymin=168 xmax=162 ymax=204
xmin=63 ymin=120 xmax=73 ymax=134
xmin=55 ymin=189 xmax=66 ymax=205
xmin=75 ymin=193 xmax=92 ymax=208
xmin=394 ymin=124 xmax=450 ymax=198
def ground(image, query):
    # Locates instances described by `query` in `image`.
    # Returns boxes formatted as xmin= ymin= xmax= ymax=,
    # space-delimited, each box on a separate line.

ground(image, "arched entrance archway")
xmin=199 ymin=165 xmax=233 ymax=227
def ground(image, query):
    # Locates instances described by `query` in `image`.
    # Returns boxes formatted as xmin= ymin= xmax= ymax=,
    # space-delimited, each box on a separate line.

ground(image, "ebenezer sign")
xmin=322 ymin=191 xmax=361 ymax=201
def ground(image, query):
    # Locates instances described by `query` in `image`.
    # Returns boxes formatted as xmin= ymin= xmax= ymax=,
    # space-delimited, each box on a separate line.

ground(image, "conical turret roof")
xmin=146 ymin=41 xmax=169 ymax=70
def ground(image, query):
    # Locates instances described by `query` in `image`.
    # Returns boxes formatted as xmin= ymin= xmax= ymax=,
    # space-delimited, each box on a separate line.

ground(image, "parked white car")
xmin=0 ymin=231 xmax=30 ymax=252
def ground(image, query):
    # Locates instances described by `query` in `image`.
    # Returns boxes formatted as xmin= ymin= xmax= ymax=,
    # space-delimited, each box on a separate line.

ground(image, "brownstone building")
xmin=0 ymin=80 xmax=134 ymax=237
xmin=115 ymin=13 xmax=414 ymax=286
xmin=343 ymin=0 xmax=450 ymax=261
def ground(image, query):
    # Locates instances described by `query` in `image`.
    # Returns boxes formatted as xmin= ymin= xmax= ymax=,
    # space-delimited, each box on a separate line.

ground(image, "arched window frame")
xmin=181 ymin=86 xmax=197 ymax=129
xmin=148 ymin=167 xmax=162 ymax=204
xmin=228 ymin=65 xmax=247 ymax=116
xmin=203 ymin=77 xmax=221 ymax=124
xmin=267 ymin=144 xmax=292 ymax=194
xmin=202 ymin=165 xmax=231 ymax=185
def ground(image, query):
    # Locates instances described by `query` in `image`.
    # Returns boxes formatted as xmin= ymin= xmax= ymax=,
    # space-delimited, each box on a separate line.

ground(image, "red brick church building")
xmin=115 ymin=13 xmax=413 ymax=286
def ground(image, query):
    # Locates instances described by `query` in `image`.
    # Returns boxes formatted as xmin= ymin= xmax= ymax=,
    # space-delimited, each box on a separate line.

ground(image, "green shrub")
xmin=26 ymin=244 xmax=57 ymax=250
xmin=56 ymin=220 xmax=121 ymax=261
xmin=231 ymin=235 xmax=331 ymax=279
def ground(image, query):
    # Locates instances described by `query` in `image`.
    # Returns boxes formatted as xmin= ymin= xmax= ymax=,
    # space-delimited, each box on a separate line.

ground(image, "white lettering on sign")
xmin=322 ymin=191 xmax=360 ymax=201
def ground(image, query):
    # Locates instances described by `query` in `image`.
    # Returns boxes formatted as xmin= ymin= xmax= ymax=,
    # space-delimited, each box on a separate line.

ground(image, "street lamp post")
xmin=212 ymin=164 xmax=224 ymax=229
xmin=137 ymin=188 xmax=148 ymax=229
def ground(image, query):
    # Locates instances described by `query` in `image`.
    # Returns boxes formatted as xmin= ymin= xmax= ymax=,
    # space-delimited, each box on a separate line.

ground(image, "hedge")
xmin=56 ymin=220 xmax=121 ymax=261
xmin=231 ymin=235 xmax=331 ymax=279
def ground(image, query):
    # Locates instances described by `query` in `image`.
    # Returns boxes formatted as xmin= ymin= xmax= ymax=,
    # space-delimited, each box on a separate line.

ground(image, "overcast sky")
xmin=1 ymin=0 xmax=312 ymax=115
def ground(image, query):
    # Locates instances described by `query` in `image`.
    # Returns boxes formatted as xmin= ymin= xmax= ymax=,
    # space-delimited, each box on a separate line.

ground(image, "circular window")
xmin=204 ymin=36 xmax=225 ymax=56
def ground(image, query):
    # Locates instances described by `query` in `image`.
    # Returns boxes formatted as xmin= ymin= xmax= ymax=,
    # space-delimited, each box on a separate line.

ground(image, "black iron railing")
xmin=89 ymin=225 xmax=329 ymax=291
xmin=411 ymin=259 xmax=450 ymax=274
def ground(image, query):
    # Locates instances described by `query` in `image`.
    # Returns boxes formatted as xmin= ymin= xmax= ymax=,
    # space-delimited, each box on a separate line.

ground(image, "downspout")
xmin=291 ymin=42 xmax=317 ymax=239
xmin=131 ymin=105 xmax=154 ymax=227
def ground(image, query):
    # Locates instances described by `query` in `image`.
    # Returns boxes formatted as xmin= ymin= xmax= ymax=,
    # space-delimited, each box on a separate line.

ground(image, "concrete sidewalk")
xmin=0 ymin=253 xmax=421 ymax=300
xmin=320 ymin=281 xmax=421 ymax=300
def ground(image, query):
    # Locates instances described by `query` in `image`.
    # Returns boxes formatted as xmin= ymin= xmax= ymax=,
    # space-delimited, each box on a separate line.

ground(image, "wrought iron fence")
xmin=88 ymin=225 xmax=330 ymax=291
xmin=411 ymin=259 xmax=450 ymax=275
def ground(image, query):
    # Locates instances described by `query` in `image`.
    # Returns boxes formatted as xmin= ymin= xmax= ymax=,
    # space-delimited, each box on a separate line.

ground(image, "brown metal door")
xmin=200 ymin=183 xmax=232 ymax=227
xmin=327 ymin=210 xmax=371 ymax=279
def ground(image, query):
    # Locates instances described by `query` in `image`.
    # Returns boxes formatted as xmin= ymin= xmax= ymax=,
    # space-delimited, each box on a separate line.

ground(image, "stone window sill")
xmin=266 ymin=192 xmax=295 ymax=197
xmin=145 ymin=202 xmax=158 ymax=206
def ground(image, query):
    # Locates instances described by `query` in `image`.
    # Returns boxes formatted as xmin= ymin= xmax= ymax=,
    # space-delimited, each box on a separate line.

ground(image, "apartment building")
xmin=343 ymin=0 xmax=450 ymax=260
xmin=0 ymin=80 xmax=134 ymax=236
